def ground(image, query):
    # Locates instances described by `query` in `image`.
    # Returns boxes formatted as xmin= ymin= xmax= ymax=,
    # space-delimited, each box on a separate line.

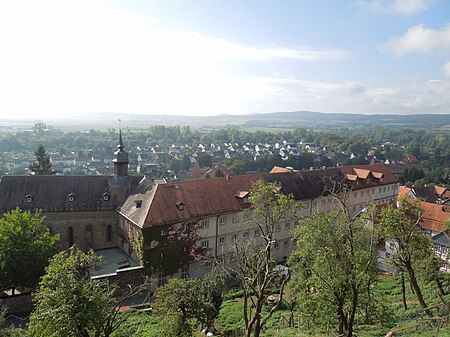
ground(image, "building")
xmin=118 ymin=163 xmax=399 ymax=291
xmin=0 ymin=135 xmax=399 ymax=293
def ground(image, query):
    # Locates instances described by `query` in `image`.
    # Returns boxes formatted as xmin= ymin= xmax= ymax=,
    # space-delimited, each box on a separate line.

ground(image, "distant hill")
xmin=4 ymin=111 xmax=450 ymax=131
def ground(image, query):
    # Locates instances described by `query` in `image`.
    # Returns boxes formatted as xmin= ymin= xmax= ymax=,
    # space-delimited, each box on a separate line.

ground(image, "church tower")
xmin=113 ymin=130 xmax=129 ymax=176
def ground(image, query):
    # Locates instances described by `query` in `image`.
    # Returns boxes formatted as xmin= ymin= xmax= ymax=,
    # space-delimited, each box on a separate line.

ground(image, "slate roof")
xmin=120 ymin=164 xmax=398 ymax=229
xmin=412 ymin=186 xmax=437 ymax=203
xmin=0 ymin=175 xmax=142 ymax=213
xmin=432 ymin=231 xmax=450 ymax=248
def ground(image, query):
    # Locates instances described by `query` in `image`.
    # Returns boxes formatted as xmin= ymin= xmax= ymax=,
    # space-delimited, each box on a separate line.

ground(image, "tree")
xmin=289 ymin=186 xmax=379 ymax=337
xmin=153 ymin=278 xmax=202 ymax=336
xmin=152 ymin=268 xmax=227 ymax=335
xmin=225 ymin=180 xmax=300 ymax=337
xmin=29 ymin=144 xmax=55 ymax=175
xmin=0 ymin=208 xmax=59 ymax=295
xmin=29 ymin=248 xmax=143 ymax=337
xmin=378 ymin=197 xmax=433 ymax=316
xmin=197 ymin=267 xmax=228 ymax=332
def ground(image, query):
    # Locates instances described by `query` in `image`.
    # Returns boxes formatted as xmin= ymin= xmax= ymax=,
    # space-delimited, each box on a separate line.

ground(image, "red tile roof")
xmin=122 ymin=164 xmax=398 ymax=228
xmin=419 ymin=201 xmax=450 ymax=232
xmin=398 ymin=186 xmax=412 ymax=199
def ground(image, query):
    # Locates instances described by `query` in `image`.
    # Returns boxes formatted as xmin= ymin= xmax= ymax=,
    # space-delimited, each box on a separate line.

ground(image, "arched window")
xmin=106 ymin=224 xmax=113 ymax=242
xmin=68 ymin=227 xmax=74 ymax=247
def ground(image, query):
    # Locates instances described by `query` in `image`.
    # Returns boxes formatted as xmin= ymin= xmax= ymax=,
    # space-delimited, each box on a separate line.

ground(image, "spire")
xmin=113 ymin=129 xmax=128 ymax=176
xmin=118 ymin=129 xmax=125 ymax=151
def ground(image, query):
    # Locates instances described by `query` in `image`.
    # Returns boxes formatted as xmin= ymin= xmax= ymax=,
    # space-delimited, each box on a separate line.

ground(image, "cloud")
xmin=444 ymin=62 xmax=450 ymax=77
xmin=0 ymin=0 xmax=353 ymax=118
xmin=246 ymin=77 xmax=450 ymax=114
xmin=381 ymin=23 xmax=450 ymax=54
xmin=355 ymin=0 xmax=436 ymax=16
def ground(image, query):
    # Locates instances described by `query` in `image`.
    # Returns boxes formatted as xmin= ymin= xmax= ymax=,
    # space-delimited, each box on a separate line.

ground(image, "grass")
xmin=108 ymin=274 xmax=450 ymax=337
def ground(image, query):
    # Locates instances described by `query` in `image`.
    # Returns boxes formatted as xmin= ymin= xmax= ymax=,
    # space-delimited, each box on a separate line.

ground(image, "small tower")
xmin=113 ymin=130 xmax=128 ymax=176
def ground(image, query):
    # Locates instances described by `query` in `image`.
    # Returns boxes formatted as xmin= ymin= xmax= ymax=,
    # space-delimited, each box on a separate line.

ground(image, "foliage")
xmin=197 ymin=266 xmax=229 ymax=330
xmin=378 ymin=197 xmax=434 ymax=315
xmin=216 ymin=300 xmax=245 ymax=336
xmin=0 ymin=208 xmax=59 ymax=294
xmin=111 ymin=310 xmax=161 ymax=337
xmin=289 ymin=196 xmax=381 ymax=337
xmin=29 ymin=248 xmax=132 ymax=337
xmin=29 ymin=144 xmax=55 ymax=175
xmin=141 ymin=220 xmax=208 ymax=276
xmin=153 ymin=278 xmax=202 ymax=336
xmin=226 ymin=180 xmax=300 ymax=337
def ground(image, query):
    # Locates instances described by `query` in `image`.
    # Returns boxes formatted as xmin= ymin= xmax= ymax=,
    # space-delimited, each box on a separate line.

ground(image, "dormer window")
xmin=135 ymin=200 xmax=142 ymax=208
xmin=102 ymin=193 xmax=110 ymax=201
xmin=67 ymin=193 xmax=75 ymax=202
xmin=25 ymin=194 xmax=33 ymax=203
xmin=176 ymin=202 xmax=185 ymax=210
xmin=243 ymin=197 xmax=249 ymax=204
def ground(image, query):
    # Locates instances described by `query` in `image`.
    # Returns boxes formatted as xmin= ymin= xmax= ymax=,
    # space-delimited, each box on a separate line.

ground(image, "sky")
xmin=1 ymin=0 xmax=450 ymax=119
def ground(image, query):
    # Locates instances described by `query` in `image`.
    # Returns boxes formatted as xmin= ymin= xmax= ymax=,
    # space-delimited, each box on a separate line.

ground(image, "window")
xmin=283 ymin=240 xmax=289 ymax=248
xmin=201 ymin=240 xmax=209 ymax=248
xmin=232 ymin=215 xmax=239 ymax=223
xmin=176 ymin=202 xmax=184 ymax=210
xmin=205 ymin=261 xmax=212 ymax=269
xmin=158 ymin=274 xmax=166 ymax=287
xmin=68 ymin=227 xmax=74 ymax=247
xmin=275 ymin=225 xmax=281 ymax=232
xmin=274 ymin=241 xmax=279 ymax=250
xmin=219 ymin=217 xmax=227 ymax=225
xmin=254 ymin=229 xmax=260 ymax=237
xmin=102 ymin=193 xmax=110 ymax=201
xmin=219 ymin=237 xmax=225 ymax=245
xmin=161 ymin=229 xmax=166 ymax=236
xmin=284 ymin=223 xmax=290 ymax=230
xmin=293 ymin=221 xmax=299 ymax=227
xmin=106 ymin=224 xmax=112 ymax=242
xmin=68 ymin=193 xmax=75 ymax=202
xmin=135 ymin=200 xmax=142 ymax=208
xmin=243 ymin=197 xmax=249 ymax=204
xmin=378 ymin=188 xmax=382 ymax=193
xmin=243 ymin=231 xmax=249 ymax=239
xmin=182 ymin=223 xmax=189 ymax=232
xmin=202 ymin=219 xmax=209 ymax=228
xmin=181 ymin=265 xmax=189 ymax=279
xmin=232 ymin=234 xmax=238 ymax=241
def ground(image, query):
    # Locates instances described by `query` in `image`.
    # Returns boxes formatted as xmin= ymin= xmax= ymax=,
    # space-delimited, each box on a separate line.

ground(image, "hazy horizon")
xmin=1 ymin=0 xmax=450 ymax=119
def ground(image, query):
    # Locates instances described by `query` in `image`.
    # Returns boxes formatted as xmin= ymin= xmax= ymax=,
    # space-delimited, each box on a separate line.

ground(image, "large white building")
xmin=118 ymin=164 xmax=399 ymax=292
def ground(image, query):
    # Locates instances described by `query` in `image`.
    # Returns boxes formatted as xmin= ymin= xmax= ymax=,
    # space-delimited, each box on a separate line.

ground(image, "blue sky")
xmin=1 ymin=0 xmax=450 ymax=118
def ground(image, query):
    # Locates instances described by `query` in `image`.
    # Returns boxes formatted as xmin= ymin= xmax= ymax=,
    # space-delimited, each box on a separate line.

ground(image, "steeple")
xmin=113 ymin=130 xmax=129 ymax=176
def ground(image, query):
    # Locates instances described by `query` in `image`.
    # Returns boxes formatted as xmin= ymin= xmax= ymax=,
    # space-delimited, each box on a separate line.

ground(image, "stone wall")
xmin=45 ymin=210 xmax=120 ymax=251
